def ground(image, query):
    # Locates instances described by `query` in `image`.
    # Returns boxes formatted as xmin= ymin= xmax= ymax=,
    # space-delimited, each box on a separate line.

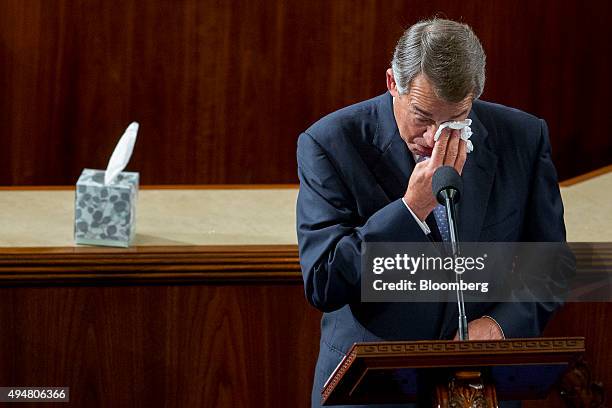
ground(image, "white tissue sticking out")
xmin=104 ymin=122 xmax=139 ymax=185
xmin=433 ymin=119 xmax=474 ymax=153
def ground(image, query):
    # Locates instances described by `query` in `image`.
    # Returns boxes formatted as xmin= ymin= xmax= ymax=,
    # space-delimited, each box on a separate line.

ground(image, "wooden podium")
xmin=322 ymin=337 xmax=586 ymax=407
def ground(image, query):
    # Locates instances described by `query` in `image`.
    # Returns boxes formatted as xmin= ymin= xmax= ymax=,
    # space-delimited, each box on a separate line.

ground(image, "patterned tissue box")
xmin=74 ymin=168 xmax=139 ymax=247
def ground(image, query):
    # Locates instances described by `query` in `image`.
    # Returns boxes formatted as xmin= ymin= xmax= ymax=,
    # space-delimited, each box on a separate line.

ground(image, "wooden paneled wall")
xmin=1 ymin=0 xmax=610 ymax=185
xmin=0 ymin=287 xmax=609 ymax=407
xmin=0 ymin=284 xmax=321 ymax=407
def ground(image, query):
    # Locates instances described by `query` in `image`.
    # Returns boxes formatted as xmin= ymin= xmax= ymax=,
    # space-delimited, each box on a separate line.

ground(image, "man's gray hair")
xmin=391 ymin=18 xmax=486 ymax=102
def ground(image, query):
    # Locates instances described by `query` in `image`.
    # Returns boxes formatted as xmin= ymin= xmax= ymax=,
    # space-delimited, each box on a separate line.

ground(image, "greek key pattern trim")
xmin=356 ymin=338 xmax=584 ymax=355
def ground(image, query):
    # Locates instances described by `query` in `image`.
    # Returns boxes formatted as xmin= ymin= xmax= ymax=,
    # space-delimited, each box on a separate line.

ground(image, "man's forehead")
xmin=410 ymin=99 xmax=472 ymax=119
xmin=405 ymin=75 xmax=473 ymax=117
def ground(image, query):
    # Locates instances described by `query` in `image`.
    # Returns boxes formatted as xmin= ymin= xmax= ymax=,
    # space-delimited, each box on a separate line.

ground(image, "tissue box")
xmin=74 ymin=168 xmax=139 ymax=247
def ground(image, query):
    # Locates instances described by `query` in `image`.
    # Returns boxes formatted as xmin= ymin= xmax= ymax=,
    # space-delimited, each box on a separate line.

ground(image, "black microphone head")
xmin=432 ymin=166 xmax=463 ymax=205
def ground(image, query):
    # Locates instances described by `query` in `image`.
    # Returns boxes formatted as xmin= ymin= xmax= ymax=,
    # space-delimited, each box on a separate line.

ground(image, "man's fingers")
xmin=454 ymin=139 xmax=468 ymax=174
xmin=405 ymin=159 xmax=440 ymax=221
xmin=430 ymin=128 xmax=450 ymax=167
xmin=443 ymin=130 xmax=461 ymax=166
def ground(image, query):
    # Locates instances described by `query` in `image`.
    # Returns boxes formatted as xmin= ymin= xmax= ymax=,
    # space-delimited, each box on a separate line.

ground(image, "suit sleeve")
xmin=487 ymin=119 xmax=576 ymax=337
xmin=296 ymin=132 xmax=428 ymax=312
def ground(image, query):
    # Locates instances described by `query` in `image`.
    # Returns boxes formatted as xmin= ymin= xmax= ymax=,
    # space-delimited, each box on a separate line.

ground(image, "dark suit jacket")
xmin=296 ymin=92 xmax=570 ymax=407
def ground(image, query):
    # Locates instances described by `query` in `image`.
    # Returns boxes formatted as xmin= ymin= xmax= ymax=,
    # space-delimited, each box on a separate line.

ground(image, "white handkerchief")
xmin=433 ymin=119 xmax=474 ymax=153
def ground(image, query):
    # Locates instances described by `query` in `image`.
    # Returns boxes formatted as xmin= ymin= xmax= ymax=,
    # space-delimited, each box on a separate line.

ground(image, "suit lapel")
xmin=456 ymin=110 xmax=497 ymax=243
xmin=371 ymin=92 xmax=414 ymax=201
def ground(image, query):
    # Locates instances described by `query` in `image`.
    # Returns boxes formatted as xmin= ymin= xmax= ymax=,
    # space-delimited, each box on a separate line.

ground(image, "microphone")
xmin=432 ymin=166 xmax=469 ymax=341
xmin=432 ymin=166 xmax=463 ymax=247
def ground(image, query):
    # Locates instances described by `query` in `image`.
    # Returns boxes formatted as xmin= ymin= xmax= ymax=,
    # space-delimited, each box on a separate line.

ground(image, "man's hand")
xmin=453 ymin=317 xmax=504 ymax=341
xmin=403 ymin=128 xmax=467 ymax=220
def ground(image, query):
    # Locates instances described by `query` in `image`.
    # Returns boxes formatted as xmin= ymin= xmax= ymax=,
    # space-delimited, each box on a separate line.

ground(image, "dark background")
xmin=1 ymin=0 xmax=611 ymax=185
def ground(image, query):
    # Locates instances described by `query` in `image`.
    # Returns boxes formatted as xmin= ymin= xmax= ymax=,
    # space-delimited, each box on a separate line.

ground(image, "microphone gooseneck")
xmin=432 ymin=166 xmax=468 ymax=341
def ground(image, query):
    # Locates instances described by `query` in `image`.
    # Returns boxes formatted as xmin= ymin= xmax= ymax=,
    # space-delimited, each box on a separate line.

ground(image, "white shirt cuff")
xmin=401 ymin=198 xmax=431 ymax=235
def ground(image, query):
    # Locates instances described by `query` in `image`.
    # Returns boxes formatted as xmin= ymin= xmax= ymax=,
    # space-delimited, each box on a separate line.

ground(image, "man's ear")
xmin=386 ymin=68 xmax=401 ymax=98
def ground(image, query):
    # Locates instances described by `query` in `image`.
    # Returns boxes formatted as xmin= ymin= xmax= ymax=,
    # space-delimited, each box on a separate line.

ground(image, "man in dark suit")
xmin=296 ymin=18 xmax=571 ymax=407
